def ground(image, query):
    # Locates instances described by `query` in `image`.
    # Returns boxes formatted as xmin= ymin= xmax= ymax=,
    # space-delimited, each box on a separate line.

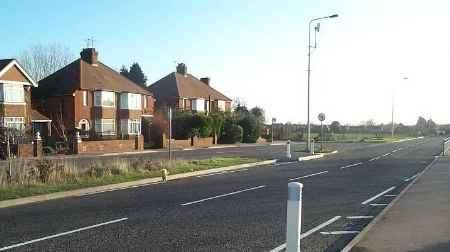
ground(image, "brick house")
xmin=149 ymin=63 xmax=232 ymax=113
xmin=32 ymin=48 xmax=154 ymax=142
xmin=0 ymin=59 xmax=51 ymax=135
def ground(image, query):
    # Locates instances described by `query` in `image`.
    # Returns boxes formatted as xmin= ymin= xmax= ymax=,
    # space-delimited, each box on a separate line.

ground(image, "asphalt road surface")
xmin=0 ymin=137 xmax=442 ymax=251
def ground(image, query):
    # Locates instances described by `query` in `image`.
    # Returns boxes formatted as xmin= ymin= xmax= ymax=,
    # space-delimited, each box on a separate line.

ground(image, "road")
xmin=0 ymin=137 xmax=442 ymax=251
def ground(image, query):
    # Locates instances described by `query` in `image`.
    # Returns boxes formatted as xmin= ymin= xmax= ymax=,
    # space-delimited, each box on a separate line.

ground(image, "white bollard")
xmin=287 ymin=182 xmax=303 ymax=252
xmin=310 ymin=140 xmax=315 ymax=155
xmin=286 ymin=140 xmax=292 ymax=159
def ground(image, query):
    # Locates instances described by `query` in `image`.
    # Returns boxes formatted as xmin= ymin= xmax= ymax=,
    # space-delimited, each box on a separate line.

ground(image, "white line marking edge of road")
xmin=361 ymin=186 xmax=396 ymax=205
xmin=0 ymin=217 xmax=128 ymax=251
xmin=270 ymin=216 xmax=341 ymax=252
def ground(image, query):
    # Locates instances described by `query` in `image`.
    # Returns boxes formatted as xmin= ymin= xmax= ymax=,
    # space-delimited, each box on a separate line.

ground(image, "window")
xmin=120 ymin=119 xmax=141 ymax=135
xmin=217 ymin=100 xmax=226 ymax=111
xmin=94 ymin=119 xmax=115 ymax=135
xmin=94 ymin=91 xmax=115 ymax=107
xmin=82 ymin=91 xmax=87 ymax=106
xmin=191 ymin=98 xmax=205 ymax=112
xmin=143 ymin=96 xmax=147 ymax=108
xmin=120 ymin=93 xmax=141 ymax=110
xmin=0 ymin=117 xmax=24 ymax=131
xmin=0 ymin=84 xmax=24 ymax=103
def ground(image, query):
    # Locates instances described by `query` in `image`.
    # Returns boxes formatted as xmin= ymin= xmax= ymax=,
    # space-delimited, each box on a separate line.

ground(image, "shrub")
xmin=220 ymin=124 xmax=243 ymax=144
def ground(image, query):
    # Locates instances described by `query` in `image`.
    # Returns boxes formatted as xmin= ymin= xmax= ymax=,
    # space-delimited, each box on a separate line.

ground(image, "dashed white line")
xmin=0 ymin=217 xmax=128 ymax=251
xmin=270 ymin=216 xmax=341 ymax=252
xmin=404 ymin=173 xmax=419 ymax=182
xmin=370 ymin=203 xmax=389 ymax=207
xmin=346 ymin=216 xmax=373 ymax=220
xmin=340 ymin=162 xmax=363 ymax=170
xmin=361 ymin=186 xmax=396 ymax=205
xmin=320 ymin=231 xmax=360 ymax=235
xmin=382 ymin=153 xmax=391 ymax=157
xmin=180 ymin=185 xmax=266 ymax=206
xmin=368 ymin=156 xmax=380 ymax=162
xmin=384 ymin=194 xmax=397 ymax=197
xmin=288 ymin=171 xmax=329 ymax=181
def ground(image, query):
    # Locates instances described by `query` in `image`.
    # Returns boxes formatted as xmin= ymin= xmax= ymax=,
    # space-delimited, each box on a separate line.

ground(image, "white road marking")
xmin=0 ymin=218 xmax=128 ymax=251
xmin=288 ymin=171 xmax=329 ymax=181
xmin=273 ymin=161 xmax=298 ymax=166
xmin=340 ymin=162 xmax=363 ymax=170
xmin=384 ymin=194 xmax=397 ymax=197
xmin=382 ymin=153 xmax=391 ymax=157
xmin=346 ymin=216 xmax=373 ymax=220
xmin=404 ymin=173 xmax=419 ymax=182
xmin=391 ymin=149 xmax=398 ymax=153
xmin=180 ymin=185 xmax=266 ymax=206
xmin=361 ymin=186 xmax=396 ymax=205
xmin=270 ymin=216 xmax=341 ymax=252
xmin=368 ymin=156 xmax=380 ymax=162
xmin=320 ymin=231 xmax=360 ymax=235
xmin=370 ymin=203 xmax=389 ymax=206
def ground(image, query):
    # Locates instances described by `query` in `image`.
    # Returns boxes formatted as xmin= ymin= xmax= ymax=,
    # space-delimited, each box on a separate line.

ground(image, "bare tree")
xmin=18 ymin=43 xmax=75 ymax=81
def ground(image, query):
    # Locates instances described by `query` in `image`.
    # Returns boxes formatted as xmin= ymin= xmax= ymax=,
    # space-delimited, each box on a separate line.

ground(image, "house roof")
xmin=0 ymin=59 xmax=37 ymax=86
xmin=31 ymin=108 xmax=51 ymax=122
xmin=149 ymin=72 xmax=231 ymax=101
xmin=35 ymin=54 xmax=152 ymax=98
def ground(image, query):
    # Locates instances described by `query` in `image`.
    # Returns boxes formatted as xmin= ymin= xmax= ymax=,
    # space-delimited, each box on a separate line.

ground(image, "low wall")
xmin=74 ymin=136 xmax=144 ymax=155
xmin=193 ymin=137 xmax=214 ymax=148
xmin=1 ymin=140 xmax=43 ymax=159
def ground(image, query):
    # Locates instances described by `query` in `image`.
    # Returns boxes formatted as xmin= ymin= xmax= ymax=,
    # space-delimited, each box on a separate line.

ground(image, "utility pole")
xmin=168 ymin=107 xmax=172 ymax=161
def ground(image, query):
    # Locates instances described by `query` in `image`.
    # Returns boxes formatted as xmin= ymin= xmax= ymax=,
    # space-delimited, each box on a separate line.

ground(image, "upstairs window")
xmin=120 ymin=93 xmax=141 ymax=110
xmin=94 ymin=91 xmax=115 ymax=107
xmin=0 ymin=84 xmax=24 ymax=103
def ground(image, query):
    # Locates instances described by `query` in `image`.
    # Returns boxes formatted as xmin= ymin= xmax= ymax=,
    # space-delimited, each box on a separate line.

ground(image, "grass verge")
xmin=0 ymin=157 xmax=258 ymax=201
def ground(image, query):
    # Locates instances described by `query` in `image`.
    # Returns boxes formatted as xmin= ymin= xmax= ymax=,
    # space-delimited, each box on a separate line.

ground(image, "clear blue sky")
xmin=1 ymin=0 xmax=449 ymax=125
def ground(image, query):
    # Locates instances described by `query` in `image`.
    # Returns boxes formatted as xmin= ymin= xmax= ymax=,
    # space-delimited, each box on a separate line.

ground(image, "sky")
xmin=1 ymin=0 xmax=449 ymax=125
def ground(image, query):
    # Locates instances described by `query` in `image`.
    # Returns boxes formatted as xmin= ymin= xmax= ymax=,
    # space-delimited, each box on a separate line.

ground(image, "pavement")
xmin=349 ymin=156 xmax=450 ymax=252
xmin=0 ymin=137 xmax=443 ymax=251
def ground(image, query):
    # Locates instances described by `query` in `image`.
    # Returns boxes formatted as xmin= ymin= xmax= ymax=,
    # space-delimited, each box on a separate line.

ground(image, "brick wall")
xmin=75 ymin=135 xmax=144 ymax=155
xmin=193 ymin=136 xmax=214 ymax=148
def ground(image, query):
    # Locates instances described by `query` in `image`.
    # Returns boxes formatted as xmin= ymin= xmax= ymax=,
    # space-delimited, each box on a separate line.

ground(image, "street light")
xmin=272 ymin=117 xmax=276 ymax=144
xmin=306 ymin=14 xmax=339 ymax=152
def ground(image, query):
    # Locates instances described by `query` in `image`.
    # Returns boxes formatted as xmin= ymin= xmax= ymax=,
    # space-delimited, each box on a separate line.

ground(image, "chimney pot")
xmin=176 ymin=63 xmax=187 ymax=76
xmin=80 ymin=48 xmax=98 ymax=65
xmin=200 ymin=77 xmax=210 ymax=86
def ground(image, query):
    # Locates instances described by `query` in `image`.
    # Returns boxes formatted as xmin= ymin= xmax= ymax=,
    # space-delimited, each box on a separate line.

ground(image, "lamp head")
xmin=329 ymin=14 xmax=339 ymax=18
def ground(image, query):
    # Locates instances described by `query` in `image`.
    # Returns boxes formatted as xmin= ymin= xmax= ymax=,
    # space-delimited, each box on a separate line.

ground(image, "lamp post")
xmin=306 ymin=14 xmax=339 ymax=152
xmin=272 ymin=118 xmax=276 ymax=144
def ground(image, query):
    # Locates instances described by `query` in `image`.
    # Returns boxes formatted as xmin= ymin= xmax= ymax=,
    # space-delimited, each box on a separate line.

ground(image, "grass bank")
xmin=0 ymin=157 xmax=258 ymax=201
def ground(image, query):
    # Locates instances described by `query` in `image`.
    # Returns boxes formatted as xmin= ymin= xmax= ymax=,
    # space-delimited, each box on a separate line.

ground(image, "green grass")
xmin=0 ymin=157 xmax=258 ymax=201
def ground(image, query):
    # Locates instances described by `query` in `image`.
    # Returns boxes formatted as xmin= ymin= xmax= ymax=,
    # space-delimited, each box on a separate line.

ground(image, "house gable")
xmin=0 ymin=65 xmax=29 ymax=83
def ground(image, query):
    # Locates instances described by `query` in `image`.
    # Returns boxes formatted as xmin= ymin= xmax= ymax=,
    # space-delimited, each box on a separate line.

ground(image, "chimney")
xmin=80 ymin=48 xmax=98 ymax=65
xmin=176 ymin=63 xmax=187 ymax=76
xmin=200 ymin=77 xmax=210 ymax=86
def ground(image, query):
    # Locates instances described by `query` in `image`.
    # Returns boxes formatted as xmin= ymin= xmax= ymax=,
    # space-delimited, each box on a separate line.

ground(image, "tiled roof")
xmin=31 ymin=108 xmax=51 ymax=121
xmin=149 ymin=72 xmax=231 ymax=101
xmin=35 ymin=58 xmax=152 ymax=98
xmin=0 ymin=59 xmax=14 ymax=71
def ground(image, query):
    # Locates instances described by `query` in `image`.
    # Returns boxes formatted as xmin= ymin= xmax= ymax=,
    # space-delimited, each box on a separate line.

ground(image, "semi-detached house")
xmin=149 ymin=63 xmax=232 ymax=113
xmin=32 ymin=48 xmax=154 ymax=141
xmin=0 ymin=59 xmax=51 ymax=135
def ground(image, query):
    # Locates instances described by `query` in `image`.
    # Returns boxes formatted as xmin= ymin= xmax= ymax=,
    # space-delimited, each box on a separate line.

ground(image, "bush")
xmin=220 ymin=124 xmax=243 ymax=144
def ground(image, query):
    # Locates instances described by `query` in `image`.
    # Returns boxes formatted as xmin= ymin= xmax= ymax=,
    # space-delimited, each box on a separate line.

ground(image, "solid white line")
xmin=270 ymin=216 xmax=341 ymax=252
xmin=320 ymin=231 xmax=360 ymax=235
xmin=361 ymin=186 xmax=396 ymax=205
xmin=404 ymin=173 xmax=419 ymax=182
xmin=384 ymin=194 xmax=397 ymax=197
xmin=288 ymin=171 xmax=328 ymax=181
xmin=346 ymin=216 xmax=373 ymax=220
xmin=368 ymin=156 xmax=380 ymax=162
xmin=340 ymin=162 xmax=363 ymax=170
xmin=180 ymin=185 xmax=266 ymax=206
xmin=370 ymin=203 xmax=388 ymax=206
xmin=0 ymin=218 xmax=128 ymax=251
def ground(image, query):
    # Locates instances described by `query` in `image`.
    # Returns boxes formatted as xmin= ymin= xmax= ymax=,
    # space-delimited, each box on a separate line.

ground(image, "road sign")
xmin=318 ymin=113 xmax=325 ymax=122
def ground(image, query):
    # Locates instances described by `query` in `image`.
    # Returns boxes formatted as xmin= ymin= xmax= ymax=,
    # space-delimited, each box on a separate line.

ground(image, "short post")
xmin=286 ymin=182 xmax=303 ymax=252
xmin=286 ymin=140 xmax=292 ymax=159
xmin=310 ymin=139 xmax=315 ymax=155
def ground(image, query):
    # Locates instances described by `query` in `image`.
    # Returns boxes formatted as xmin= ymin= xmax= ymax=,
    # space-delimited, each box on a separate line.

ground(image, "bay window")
xmin=94 ymin=119 xmax=116 ymax=135
xmin=120 ymin=119 xmax=141 ymax=135
xmin=0 ymin=117 xmax=24 ymax=131
xmin=120 ymin=93 xmax=141 ymax=110
xmin=94 ymin=91 xmax=115 ymax=107
xmin=0 ymin=84 xmax=25 ymax=104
